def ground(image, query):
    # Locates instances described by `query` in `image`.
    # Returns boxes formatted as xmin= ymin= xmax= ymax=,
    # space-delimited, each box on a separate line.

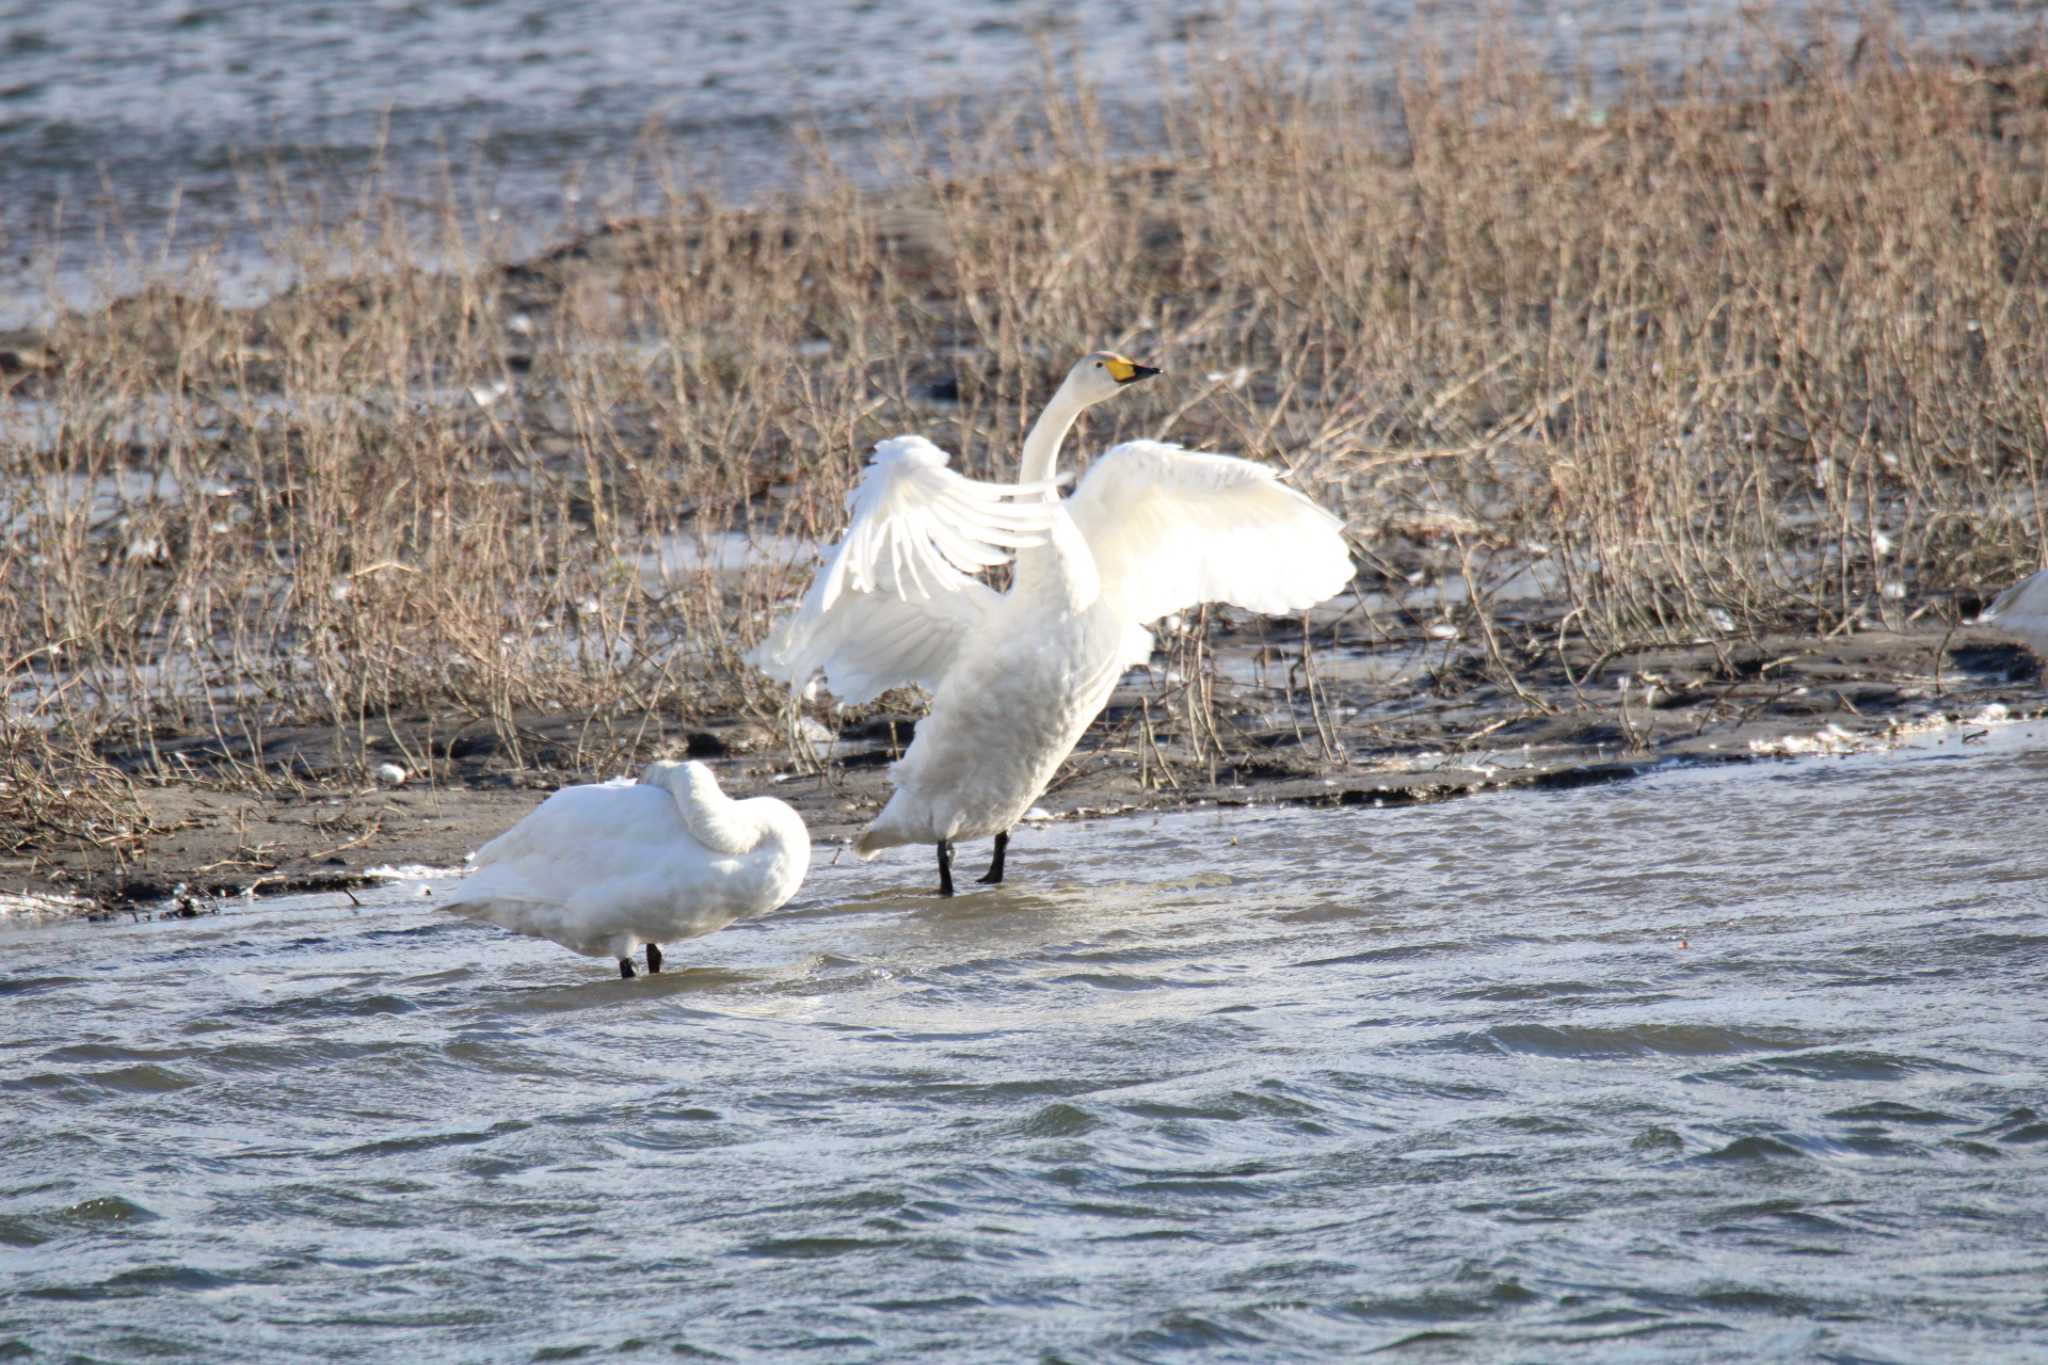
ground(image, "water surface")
xmin=3 ymin=0 xmax=2039 ymax=323
xmin=4 ymin=724 xmax=2045 ymax=1359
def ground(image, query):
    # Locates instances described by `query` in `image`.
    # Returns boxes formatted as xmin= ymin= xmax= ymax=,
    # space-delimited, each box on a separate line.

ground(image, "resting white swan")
xmin=751 ymin=350 xmax=1354 ymax=894
xmin=1982 ymin=569 xmax=2048 ymax=656
xmin=439 ymin=760 xmax=810 ymax=977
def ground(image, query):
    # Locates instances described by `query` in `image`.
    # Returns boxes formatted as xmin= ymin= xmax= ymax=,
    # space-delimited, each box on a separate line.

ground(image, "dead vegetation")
xmin=4 ymin=18 xmax=2047 ymax=876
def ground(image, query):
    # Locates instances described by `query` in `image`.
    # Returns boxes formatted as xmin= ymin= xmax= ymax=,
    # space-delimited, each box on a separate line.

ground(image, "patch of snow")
xmin=0 ymin=891 xmax=95 ymax=924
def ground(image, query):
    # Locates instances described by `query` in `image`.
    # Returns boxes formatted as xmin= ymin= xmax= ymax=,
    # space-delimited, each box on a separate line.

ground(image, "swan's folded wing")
xmin=1065 ymin=439 xmax=1354 ymax=625
xmin=442 ymin=782 xmax=667 ymax=915
xmin=748 ymin=435 xmax=1051 ymax=702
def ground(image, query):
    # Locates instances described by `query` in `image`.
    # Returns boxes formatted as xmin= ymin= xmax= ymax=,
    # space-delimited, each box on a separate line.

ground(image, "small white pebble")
xmin=374 ymin=763 xmax=408 ymax=787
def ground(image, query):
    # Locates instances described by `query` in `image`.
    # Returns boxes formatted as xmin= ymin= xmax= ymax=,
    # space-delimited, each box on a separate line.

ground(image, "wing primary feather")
xmin=1062 ymin=439 xmax=1353 ymax=627
xmin=749 ymin=435 xmax=1055 ymax=700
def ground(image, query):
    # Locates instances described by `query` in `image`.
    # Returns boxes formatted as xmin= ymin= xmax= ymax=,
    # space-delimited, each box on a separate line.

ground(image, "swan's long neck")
xmin=1011 ymin=380 xmax=1099 ymax=609
xmin=1017 ymin=382 xmax=1086 ymax=493
xmin=652 ymin=763 xmax=759 ymax=855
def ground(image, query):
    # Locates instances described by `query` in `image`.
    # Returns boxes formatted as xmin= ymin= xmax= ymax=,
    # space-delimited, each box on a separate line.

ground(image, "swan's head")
xmin=1062 ymin=350 xmax=1159 ymax=407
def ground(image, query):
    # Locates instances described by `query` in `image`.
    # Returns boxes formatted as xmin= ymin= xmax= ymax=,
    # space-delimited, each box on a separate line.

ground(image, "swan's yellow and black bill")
xmin=1104 ymin=355 xmax=1160 ymax=385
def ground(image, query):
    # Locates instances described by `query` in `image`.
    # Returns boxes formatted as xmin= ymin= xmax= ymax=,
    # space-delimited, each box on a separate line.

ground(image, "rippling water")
xmin=2 ymin=0 xmax=2039 ymax=323
xmin=4 ymin=724 xmax=2046 ymax=1360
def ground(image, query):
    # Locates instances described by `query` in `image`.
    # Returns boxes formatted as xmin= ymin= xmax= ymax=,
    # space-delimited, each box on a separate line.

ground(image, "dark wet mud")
xmin=20 ymin=621 xmax=2040 ymax=912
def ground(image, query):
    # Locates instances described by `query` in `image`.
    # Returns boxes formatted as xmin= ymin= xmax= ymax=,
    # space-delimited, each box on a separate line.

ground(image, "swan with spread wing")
xmin=751 ymin=351 xmax=1355 ymax=894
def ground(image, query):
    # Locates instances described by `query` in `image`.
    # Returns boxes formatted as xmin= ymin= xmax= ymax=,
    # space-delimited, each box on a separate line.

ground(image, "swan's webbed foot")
xmin=976 ymin=830 xmax=1009 ymax=885
xmin=646 ymin=943 xmax=663 ymax=974
xmin=937 ymin=840 xmax=955 ymax=898
xmin=619 ymin=958 xmax=636 ymax=979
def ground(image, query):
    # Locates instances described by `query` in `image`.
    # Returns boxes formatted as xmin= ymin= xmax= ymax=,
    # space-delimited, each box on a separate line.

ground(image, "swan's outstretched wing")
xmin=1064 ymin=439 xmax=1353 ymax=625
xmin=749 ymin=436 xmax=1053 ymax=703
xmin=751 ymin=577 xmax=998 ymax=704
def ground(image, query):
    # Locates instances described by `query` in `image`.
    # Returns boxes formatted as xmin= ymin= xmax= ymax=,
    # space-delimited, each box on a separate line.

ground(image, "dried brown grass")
xmin=4 ymin=18 xmax=2046 ymax=860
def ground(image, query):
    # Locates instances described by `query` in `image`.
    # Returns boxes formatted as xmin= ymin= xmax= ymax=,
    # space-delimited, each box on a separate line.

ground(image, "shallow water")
xmin=3 ymin=0 xmax=2039 ymax=324
xmin=5 ymin=724 xmax=2047 ymax=1360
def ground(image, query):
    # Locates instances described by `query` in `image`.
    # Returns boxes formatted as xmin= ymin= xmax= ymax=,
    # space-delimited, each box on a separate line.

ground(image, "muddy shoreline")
xmin=11 ymin=623 xmax=2038 ymax=917
xmin=9 ymin=44 xmax=2048 ymax=920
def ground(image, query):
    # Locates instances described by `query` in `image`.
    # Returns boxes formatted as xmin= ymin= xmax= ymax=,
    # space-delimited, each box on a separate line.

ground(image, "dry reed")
xmin=3 ymin=17 xmax=2045 ymax=863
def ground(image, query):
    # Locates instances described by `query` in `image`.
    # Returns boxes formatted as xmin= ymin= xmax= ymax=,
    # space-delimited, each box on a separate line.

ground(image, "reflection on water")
xmin=3 ymin=723 xmax=2046 ymax=1359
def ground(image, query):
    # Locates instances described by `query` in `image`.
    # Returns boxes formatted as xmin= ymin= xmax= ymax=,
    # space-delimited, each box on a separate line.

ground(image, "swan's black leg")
xmin=977 ymin=830 xmax=1009 ymax=885
xmin=937 ymin=840 xmax=955 ymax=898
xmin=646 ymin=943 xmax=663 ymax=974
xmin=619 ymin=958 xmax=636 ymax=979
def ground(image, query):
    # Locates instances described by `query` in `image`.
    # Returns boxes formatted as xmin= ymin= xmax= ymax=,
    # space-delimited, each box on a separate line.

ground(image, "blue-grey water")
xmin=2 ymin=0 xmax=2042 ymax=324
xmin=4 ymin=724 xmax=2045 ymax=1361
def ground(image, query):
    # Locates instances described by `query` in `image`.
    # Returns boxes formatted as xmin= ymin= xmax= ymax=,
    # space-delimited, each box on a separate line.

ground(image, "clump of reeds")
xmin=3 ymin=14 xmax=2045 ymax=864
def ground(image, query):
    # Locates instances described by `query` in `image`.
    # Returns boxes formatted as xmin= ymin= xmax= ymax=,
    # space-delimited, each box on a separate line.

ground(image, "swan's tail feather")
xmin=853 ymin=829 xmax=891 ymax=859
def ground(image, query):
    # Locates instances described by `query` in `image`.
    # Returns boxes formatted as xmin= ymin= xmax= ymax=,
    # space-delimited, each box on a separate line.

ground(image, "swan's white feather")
xmin=1982 ymin=568 xmax=2048 ymax=655
xmin=439 ymin=761 xmax=810 ymax=963
xmin=752 ymin=353 xmax=1355 ymax=873
xmin=755 ymin=577 xmax=997 ymax=704
xmin=749 ymin=435 xmax=1054 ymax=700
xmin=822 ymin=436 xmax=1053 ymax=607
xmin=1064 ymin=439 xmax=1354 ymax=625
